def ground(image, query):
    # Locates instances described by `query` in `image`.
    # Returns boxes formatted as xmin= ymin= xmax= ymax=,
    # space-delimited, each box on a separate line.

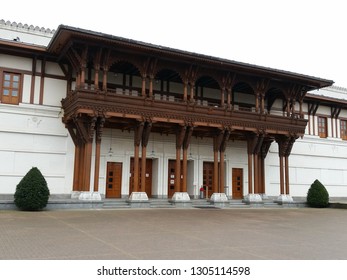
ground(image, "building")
xmin=1 ymin=20 xmax=346 ymax=206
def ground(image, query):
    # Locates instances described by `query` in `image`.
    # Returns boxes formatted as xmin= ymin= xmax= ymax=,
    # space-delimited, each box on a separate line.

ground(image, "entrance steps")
xmin=102 ymin=199 xmax=130 ymax=209
xmin=228 ymin=199 xmax=250 ymax=208
xmin=192 ymin=199 xmax=217 ymax=209
xmin=149 ymin=199 xmax=175 ymax=208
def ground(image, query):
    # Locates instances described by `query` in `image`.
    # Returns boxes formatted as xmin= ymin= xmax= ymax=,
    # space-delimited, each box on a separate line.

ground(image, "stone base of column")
xmin=243 ymin=194 xmax=262 ymax=204
xmin=73 ymin=191 xmax=102 ymax=201
xmin=260 ymin=193 xmax=270 ymax=200
xmin=209 ymin=193 xmax=229 ymax=207
xmin=127 ymin=192 xmax=150 ymax=208
xmin=71 ymin=191 xmax=81 ymax=199
xmin=274 ymin=194 xmax=294 ymax=204
xmin=170 ymin=192 xmax=192 ymax=208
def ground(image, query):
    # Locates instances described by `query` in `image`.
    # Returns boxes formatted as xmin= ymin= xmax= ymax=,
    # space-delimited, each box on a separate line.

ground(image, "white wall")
xmin=0 ymin=103 xmax=73 ymax=194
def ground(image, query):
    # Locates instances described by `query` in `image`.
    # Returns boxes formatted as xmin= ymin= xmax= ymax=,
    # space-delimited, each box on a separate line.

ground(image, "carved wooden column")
xmin=213 ymin=130 xmax=224 ymax=194
xmin=253 ymin=154 xmax=259 ymax=193
xmin=220 ymin=87 xmax=225 ymax=107
xmin=67 ymin=125 xmax=83 ymax=191
xmin=175 ymin=125 xmax=186 ymax=192
xmin=260 ymin=93 xmax=265 ymax=114
xmin=276 ymin=136 xmax=287 ymax=195
xmin=227 ymin=87 xmax=232 ymax=109
xmin=76 ymin=72 xmax=81 ymax=89
xmin=183 ymin=80 xmax=188 ymax=101
xmin=286 ymin=98 xmax=291 ymax=117
xmin=247 ymin=133 xmax=259 ymax=195
xmin=259 ymin=139 xmax=273 ymax=194
xmin=189 ymin=82 xmax=195 ymax=101
xmin=93 ymin=117 xmax=105 ymax=192
xmin=291 ymin=99 xmax=296 ymax=117
xmin=285 ymin=156 xmax=289 ymax=195
xmin=149 ymin=75 xmax=154 ymax=98
xmin=141 ymin=74 xmax=147 ymax=97
xmin=141 ymin=122 xmax=152 ymax=192
xmin=93 ymin=49 xmax=102 ymax=90
xmin=255 ymin=92 xmax=260 ymax=113
xmin=80 ymin=47 xmax=88 ymax=89
xmin=133 ymin=122 xmax=144 ymax=193
xmin=102 ymin=67 xmax=108 ymax=91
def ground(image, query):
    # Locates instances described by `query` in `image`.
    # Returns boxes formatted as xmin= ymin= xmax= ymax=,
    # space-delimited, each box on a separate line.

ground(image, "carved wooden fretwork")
xmin=260 ymin=138 xmax=273 ymax=160
xmin=176 ymin=125 xmax=187 ymax=149
xmin=276 ymin=134 xmax=297 ymax=157
xmin=141 ymin=122 xmax=152 ymax=148
xmin=134 ymin=121 xmax=145 ymax=146
xmin=183 ymin=126 xmax=194 ymax=150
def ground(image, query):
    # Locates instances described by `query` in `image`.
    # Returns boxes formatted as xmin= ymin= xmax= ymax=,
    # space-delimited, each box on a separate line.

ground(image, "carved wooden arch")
xmin=265 ymin=86 xmax=286 ymax=112
xmin=232 ymin=81 xmax=256 ymax=103
xmin=154 ymin=60 xmax=185 ymax=82
xmin=153 ymin=67 xmax=184 ymax=83
xmin=232 ymin=78 xmax=256 ymax=93
xmin=194 ymin=69 xmax=223 ymax=90
xmin=107 ymin=53 xmax=143 ymax=76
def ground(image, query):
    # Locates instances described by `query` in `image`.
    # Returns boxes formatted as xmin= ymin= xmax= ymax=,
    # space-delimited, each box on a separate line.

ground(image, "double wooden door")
xmin=129 ymin=158 xmax=153 ymax=197
xmin=202 ymin=162 xmax=214 ymax=198
xmin=167 ymin=160 xmax=183 ymax=198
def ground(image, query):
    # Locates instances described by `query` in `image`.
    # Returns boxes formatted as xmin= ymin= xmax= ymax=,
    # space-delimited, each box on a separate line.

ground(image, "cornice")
xmin=0 ymin=19 xmax=55 ymax=36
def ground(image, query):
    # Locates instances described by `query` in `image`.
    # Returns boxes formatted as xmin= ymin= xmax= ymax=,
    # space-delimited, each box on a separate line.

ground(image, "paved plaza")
xmin=0 ymin=207 xmax=346 ymax=260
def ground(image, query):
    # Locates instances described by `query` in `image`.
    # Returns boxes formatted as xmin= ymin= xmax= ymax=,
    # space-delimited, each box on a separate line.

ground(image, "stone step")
xmin=102 ymin=200 xmax=130 ymax=209
xmin=149 ymin=199 xmax=175 ymax=208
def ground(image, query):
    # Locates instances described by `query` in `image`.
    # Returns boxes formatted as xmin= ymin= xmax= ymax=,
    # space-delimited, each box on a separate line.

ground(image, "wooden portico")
xmin=48 ymin=25 xmax=333 ymax=201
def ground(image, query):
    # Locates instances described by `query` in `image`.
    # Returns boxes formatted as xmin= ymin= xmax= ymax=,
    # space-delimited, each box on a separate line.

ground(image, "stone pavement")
xmin=0 ymin=207 xmax=347 ymax=260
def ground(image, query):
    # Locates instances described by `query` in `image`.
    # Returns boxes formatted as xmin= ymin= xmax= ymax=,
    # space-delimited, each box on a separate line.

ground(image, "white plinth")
xmin=243 ymin=194 xmax=262 ymax=203
xmin=210 ymin=193 xmax=229 ymax=202
xmin=78 ymin=192 xmax=102 ymax=201
xmin=275 ymin=194 xmax=294 ymax=203
xmin=171 ymin=192 xmax=191 ymax=202
xmin=128 ymin=192 xmax=149 ymax=201
xmin=71 ymin=191 xmax=81 ymax=199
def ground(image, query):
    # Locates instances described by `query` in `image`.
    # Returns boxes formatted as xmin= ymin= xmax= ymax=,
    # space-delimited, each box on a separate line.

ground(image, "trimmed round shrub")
xmin=306 ymin=179 xmax=329 ymax=208
xmin=14 ymin=167 xmax=50 ymax=211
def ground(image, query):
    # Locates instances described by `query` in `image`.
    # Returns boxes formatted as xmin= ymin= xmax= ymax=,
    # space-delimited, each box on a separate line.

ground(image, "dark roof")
xmin=48 ymin=25 xmax=334 ymax=90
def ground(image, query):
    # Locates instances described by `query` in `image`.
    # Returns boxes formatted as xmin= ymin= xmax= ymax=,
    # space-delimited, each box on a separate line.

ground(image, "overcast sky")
xmin=2 ymin=0 xmax=347 ymax=87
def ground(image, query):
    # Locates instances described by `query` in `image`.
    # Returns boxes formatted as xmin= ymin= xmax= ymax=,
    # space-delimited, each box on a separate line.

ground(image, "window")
xmin=1 ymin=72 xmax=21 ymax=104
xmin=341 ymin=120 xmax=347 ymax=140
xmin=318 ymin=116 xmax=327 ymax=138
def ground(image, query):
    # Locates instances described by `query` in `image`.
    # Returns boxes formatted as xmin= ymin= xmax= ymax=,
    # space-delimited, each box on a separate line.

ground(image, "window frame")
xmin=340 ymin=119 xmax=347 ymax=140
xmin=0 ymin=70 xmax=22 ymax=105
xmin=317 ymin=116 xmax=328 ymax=138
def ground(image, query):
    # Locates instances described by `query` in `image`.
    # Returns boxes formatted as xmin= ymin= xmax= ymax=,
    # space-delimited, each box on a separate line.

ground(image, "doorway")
xmin=232 ymin=168 xmax=243 ymax=199
xmin=167 ymin=160 xmax=183 ymax=198
xmin=129 ymin=157 xmax=153 ymax=197
xmin=106 ymin=162 xmax=122 ymax=198
xmin=203 ymin=162 xmax=214 ymax=198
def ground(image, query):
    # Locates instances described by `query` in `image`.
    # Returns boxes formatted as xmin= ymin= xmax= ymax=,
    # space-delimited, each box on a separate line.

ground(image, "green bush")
xmin=14 ymin=167 xmax=50 ymax=211
xmin=306 ymin=179 xmax=329 ymax=208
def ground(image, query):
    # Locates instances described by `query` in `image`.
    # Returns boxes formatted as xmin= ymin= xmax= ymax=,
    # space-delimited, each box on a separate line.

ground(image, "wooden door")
xmin=129 ymin=158 xmax=153 ymax=197
xmin=203 ymin=162 xmax=214 ymax=198
xmin=168 ymin=160 xmax=183 ymax=198
xmin=106 ymin=162 xmax=122 ymax=198
xmin=232 ymin=168 xmax=243 ymax=199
